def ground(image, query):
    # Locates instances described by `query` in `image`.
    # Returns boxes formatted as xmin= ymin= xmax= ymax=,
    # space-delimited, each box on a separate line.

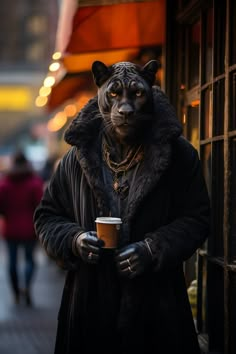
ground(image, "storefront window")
xmin=207 ymin=262 xmax=224 ymax=353
xmin=176 ymin=1 xmax=234 ymax=352
xmin=186 ymin=105 xmax=199 ymax=150
xmin=229 ymin=0 xmax=236 ymax=65
xmin=201 ymin=87 xmax=213 ymax=139
xmin=201 ymin=143 xmax=212 ymax=198
xmin=203 ymin=8 xmax=213 ymax=83
xmin=210 ymin=141 xmax=224 ymax=258
xmin=229 ymin=138 xmax=236 ymax=262
xmin=188 ymin=20 xmax=200 ymax=88
xmin=214 ymin=2 xmax=226 ymax=76
xmin=229 ymin=272 xmax=236 ymax=354
xmin=213 ymin=80 xmax=225 ymax=136
xmin=230 ymin=72 xmax=236 ymax=131
xmin=197 ymin=254 xmax=208 ymax=334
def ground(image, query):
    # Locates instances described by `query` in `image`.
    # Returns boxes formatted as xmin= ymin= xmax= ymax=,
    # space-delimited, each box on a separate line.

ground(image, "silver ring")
xmin=127 ymin=258 xmax=131 ymax=267
xmin=128 ymin=266 xmax=133 ymax=273
xmin=88 ymin=252 xmax=93 ymax=260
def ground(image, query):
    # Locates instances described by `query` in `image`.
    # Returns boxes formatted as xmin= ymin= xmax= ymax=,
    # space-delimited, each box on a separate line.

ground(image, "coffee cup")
xmin=95 ymin=217 xmax=122 ymax=248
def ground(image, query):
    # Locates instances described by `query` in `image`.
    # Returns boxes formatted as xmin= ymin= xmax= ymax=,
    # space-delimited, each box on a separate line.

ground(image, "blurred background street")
xmin=0 ymin=239 xmax=64 ymax=354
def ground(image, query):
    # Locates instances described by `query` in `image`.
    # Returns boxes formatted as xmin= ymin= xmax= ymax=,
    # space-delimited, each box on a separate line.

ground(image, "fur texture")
xmin=34 ymin=63 xmax=210 ymax=354
xmin=64 ymin=85 xmax=182 ymax=220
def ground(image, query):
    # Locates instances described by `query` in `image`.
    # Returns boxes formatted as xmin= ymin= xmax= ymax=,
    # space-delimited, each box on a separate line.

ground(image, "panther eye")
xmin=109 ymin=92 xmax=117 ymax=97
xmin=136 ymin=90 xmax=143 ymax=97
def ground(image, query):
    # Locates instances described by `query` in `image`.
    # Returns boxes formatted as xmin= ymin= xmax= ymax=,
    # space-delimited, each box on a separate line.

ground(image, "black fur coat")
xmin=34 ymin=86 xmax=210 ymax=354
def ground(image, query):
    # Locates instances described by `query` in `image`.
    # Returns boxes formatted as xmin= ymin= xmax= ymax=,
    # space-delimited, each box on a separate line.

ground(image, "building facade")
xmin=165 ymin=1 xmax=236 ymax=353
xmin=0 ymin=0 xmax=58 ymax=156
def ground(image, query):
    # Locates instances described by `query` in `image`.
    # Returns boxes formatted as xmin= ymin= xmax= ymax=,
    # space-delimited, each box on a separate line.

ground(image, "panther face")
xmin=92 ymin=60 xmax=159 ymax=143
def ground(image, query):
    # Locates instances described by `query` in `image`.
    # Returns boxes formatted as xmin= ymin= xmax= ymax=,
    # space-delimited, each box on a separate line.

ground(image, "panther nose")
xmin=118 ymin=103 xmax=134 ymax=116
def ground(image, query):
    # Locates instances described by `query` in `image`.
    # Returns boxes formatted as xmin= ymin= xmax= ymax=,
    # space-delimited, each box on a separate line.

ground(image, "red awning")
xmin=66 ymin=1 xmax=165 ymax=54
xmin=46 ymin=0 xmax=166 ymax=112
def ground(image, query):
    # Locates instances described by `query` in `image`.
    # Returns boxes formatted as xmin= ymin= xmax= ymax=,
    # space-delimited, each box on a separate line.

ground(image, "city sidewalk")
xmin=0 ymin=239 xmax=65 ymax=354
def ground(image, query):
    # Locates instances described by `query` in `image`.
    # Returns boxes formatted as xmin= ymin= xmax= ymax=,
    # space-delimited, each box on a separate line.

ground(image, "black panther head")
xmin=91 ymin=60 xmax=159 ymax=144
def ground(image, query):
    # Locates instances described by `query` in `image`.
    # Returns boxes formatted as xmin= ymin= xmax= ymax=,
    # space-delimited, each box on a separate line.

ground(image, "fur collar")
xmin=64 ymin=86 xmax=182 ymax=221
xmin=65 ymin=86 xmax=181 ymax=147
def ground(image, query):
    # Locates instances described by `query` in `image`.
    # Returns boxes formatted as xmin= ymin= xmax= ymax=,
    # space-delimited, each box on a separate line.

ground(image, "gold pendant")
xmin=113 ymin=180 xmax=119 ymax=191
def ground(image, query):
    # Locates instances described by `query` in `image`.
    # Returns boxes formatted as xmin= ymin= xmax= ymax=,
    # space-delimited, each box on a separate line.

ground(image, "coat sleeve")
xmin=34 ymin=149 xmax=84 ymax=270
xmin=146 ymin=142 xmax=210 ymax=272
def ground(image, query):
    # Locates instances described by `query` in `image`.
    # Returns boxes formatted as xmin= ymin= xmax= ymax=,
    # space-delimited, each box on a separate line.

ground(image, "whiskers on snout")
xmin=101 ymin=111 xmax=154 ymax=141
xmin=111 ymin=112 xmax=153 ymax=126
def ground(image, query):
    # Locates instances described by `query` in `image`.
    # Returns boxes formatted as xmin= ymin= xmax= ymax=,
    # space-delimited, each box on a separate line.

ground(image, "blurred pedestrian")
xmin=0 ymin=150 xmax=44 ymax=305
xmin=34 ymin=60 xmax=210 ymax=354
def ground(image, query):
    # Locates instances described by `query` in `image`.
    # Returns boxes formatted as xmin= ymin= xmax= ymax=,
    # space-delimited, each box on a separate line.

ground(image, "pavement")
xmin=0 ymin=238 xmax=65 ymax=354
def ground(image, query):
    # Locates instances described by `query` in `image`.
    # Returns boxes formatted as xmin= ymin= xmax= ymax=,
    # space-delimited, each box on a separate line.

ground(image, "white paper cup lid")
xmin=95 ymin=217 xmax=122 ymax=224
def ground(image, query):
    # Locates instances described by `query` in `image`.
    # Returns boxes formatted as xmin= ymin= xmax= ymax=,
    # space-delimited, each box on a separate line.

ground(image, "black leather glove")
xmin=115 ymin=239 xmax=153 ymax=279
xmin=75 ymin=231 xmax=104 ymax=264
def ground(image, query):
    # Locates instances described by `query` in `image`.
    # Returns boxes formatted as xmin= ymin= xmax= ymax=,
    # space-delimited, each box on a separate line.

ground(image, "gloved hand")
xmin=115 ymin=240 xmax=153 ymax=279
xmin=75 ymin=231 xmax=104 ymax=264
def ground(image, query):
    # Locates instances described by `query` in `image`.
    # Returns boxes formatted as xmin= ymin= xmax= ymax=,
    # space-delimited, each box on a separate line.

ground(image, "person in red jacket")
xmin=0 ymin=150 xmax=44 ymax=305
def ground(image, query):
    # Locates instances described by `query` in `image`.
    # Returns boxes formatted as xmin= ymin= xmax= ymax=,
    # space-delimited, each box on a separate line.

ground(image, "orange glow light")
xmin=49 ymin=62 xmax=61 ymax=72
xmin=44 ymin=76 xmax=56 ymax=88
xmin=47 ymin=112 xmax=67 ymax=132
xmin=35 ymin=96 xmax=48 ymax=107
xmin=64 ymin=104 xmax=77 ymax=117
xmin=39 ymin=86 xmax=52 ymax=97
xmin=52 ymin=52 xmax=62 ymax=60
xmin=191 ymin=99 xmax=200 ymax=107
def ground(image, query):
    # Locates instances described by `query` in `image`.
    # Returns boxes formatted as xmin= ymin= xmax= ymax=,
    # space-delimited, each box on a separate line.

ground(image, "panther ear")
xmin=141 ymin=60 xmax=160 ymax=86
xmin=92 ymin=61 xmax=111 ymax=87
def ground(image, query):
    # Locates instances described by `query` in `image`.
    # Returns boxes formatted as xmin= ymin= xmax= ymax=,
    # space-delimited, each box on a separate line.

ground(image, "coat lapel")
xmin=76 ymin=142 xmax=111 ymax=216
xmin=126 ymin=141 xmax=172 ymax=221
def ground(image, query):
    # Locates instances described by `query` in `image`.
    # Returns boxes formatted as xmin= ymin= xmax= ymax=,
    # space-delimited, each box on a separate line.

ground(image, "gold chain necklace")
xmin=102 ymin=138 xmax=144 ymax=193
